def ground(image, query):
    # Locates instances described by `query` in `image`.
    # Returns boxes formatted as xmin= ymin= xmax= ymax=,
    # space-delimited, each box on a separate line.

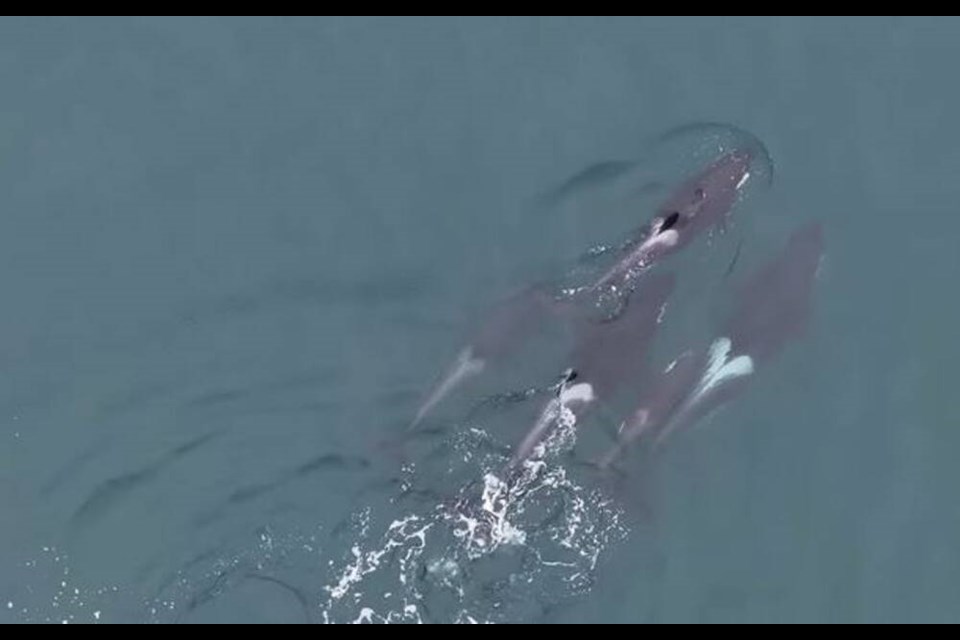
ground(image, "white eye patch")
xmin=641 ymin=228 xmax=679 ymax=252
xmin=559 ymin=382 xmax=595 ymax=405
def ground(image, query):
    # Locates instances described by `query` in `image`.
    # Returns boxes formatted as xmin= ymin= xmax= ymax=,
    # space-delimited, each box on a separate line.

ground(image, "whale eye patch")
xmin=660 ymin=211 xmax=680 ymax=232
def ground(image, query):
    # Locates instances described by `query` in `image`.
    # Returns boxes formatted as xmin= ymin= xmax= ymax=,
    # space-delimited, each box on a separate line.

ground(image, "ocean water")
xmin=0 ymin=16 xmax=958 ymax=623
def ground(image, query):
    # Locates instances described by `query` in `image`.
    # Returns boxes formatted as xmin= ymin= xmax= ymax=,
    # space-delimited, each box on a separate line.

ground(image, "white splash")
xmin=324 ymin=515 xmax=431 ymax=603
xmin=453 ymin=472 xmax=529 ymax=557
xmin=352 ymin=607 xmax=376 ymax=624
xmin=319 ymin=391 xmax=627 ymax=623
xmin=656 ymin=302 xmax=669 ymax=324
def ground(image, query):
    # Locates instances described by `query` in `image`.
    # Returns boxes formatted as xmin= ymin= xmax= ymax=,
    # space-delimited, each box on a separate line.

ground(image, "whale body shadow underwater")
xmin=305 ymin=124 xmax=827 ymax=624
